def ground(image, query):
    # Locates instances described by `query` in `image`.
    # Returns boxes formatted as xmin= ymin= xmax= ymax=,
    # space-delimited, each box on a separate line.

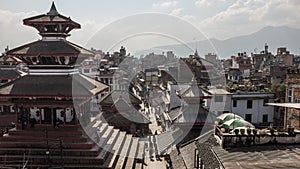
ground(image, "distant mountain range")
xmin=135 ymin=26 xmax=300 ymax=59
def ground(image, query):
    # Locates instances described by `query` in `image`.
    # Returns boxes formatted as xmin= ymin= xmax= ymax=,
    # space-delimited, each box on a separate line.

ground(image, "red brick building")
xmin=285 ymin=68 xmax=300 ymax=129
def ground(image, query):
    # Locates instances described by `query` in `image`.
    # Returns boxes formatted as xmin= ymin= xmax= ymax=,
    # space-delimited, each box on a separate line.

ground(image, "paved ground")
xmin=147 ymin=106 xmax=163 ymax=134
xmin=144 ymin=106 xmax=167 ymax=169
xmin=144 ymin=154 xmax=167 ymax=169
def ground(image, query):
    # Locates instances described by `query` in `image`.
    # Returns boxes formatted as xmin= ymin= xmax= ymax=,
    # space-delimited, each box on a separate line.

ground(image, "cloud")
xmin=197 ymin=0 xmax=300 ymax=39
xmin=169 ymin=8 xmax=196 ymax=23
xmin=152 ymin=1 xmax=178 ymax=9
xmin=71 ymin=20 xmax=107 ymax=47
xmin=0 ymin=9 xmax=39 ymax=50
xmin=182 ymin=15 xmax=196 ymax=21
xmin=0 ymin=9 xmax=106 ymax=50
xmin=169 ymin=8 xmax=183 ymax=16
xmin=195 ymin=0 xmax=226 ymax=7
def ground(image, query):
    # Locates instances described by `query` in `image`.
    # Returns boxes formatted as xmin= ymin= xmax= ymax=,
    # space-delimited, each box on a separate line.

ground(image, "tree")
xmin=271 ymin=84 xmax=286 ymax=102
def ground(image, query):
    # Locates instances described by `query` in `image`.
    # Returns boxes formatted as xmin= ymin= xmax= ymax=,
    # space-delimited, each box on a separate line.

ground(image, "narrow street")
xmin=143 ymin=106 xmax=168 ymax=169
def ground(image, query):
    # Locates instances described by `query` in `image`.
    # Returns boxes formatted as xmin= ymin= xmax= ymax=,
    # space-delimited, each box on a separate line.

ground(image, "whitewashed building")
xmin=231 ymin=92 xmax=275 ymax=125
xmin=80 ymin=58 xmax=98 ymax=78
xmin=204 ymin=88 xmax=232 ymax=115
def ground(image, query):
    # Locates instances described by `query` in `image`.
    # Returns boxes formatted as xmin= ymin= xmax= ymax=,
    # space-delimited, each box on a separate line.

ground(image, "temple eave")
xmin=7 ymin=53 xmax=91 ymax=57
xmin=24 ymin=21 xmax=80 ymax=27
xmin=0 ymin=94 xmax=94 ymax=98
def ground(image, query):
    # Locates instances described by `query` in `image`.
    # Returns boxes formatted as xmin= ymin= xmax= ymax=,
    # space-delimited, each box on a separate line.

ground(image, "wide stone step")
xmin=97 ymin=129 xmax=119 ymax=163
xmin=97 ymin=126 xmax=114 ymax=148
xmin=0 ymin=144 xmax=102 ymax=157
xmin=137 ymin=141 xmax=145 ymax=160
xmin=0 ymin=135 xmax=88 ymax=143
xmin=0 ymin=154 xmax=106 ymax=165
xmin=83 ymin=120 xmax=101 ymax=133
xmin=133 ymin=140 xmax=145 ymax=169
xmin=97 ymin=123 xmax=108 ymax=136
xmin=17 ymin=124 xmax=81 ymax=131
xmin=93 ymin=120 xmax=102 ymax=128
xmin=105 ymin=131 xmax=127 ymax=168
xmin=0 ymin=140 xmax=95 ymax=149
xmin=114 ymin=134 xmax=133 ymax=169
xmin=8 ymin=129 xmax=83 ymax=137
xmin=85 ymin=117 xmax=99 ymax=129
xmin=0 ymin=163 xmax=110 ymax=169
xmin=85 ymin=121 xmax=107 ymax=140
xmin=124 ymin=137 xmax=139 ymax=169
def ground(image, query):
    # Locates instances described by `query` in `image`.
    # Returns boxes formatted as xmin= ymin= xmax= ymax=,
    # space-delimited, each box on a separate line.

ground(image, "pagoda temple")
xmin=0 ymin=3 xmax=146 ymax=169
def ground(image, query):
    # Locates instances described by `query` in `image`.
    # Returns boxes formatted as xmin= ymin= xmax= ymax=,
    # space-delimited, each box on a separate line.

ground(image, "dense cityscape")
xmin=1 ymin=1 xmax=300 ymax=169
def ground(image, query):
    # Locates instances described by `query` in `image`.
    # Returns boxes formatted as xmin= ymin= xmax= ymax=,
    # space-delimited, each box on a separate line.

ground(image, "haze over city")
xmin=1 ymin=0 xmax=300 ymax=55
xmin=1 ymin=1 xmax=300 ymax=168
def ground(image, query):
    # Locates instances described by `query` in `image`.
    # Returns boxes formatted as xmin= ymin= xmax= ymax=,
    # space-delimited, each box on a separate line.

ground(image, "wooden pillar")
xmin=15 ymin=104 xmax=18 ymax=123
xmin=64 ymin=108 xmax=66 ymax=125
xmin=284 ymin=107 xmax=287 ymax=129
xmin=73 ymin=108 xmax=77 ymax=125
xmin=26 ymin=107 xmax=29 ymax=126
xmin=38 ymin=108 xmax=42 ymax=124
xmin=51 ymin=108 xmax=54 ymax=126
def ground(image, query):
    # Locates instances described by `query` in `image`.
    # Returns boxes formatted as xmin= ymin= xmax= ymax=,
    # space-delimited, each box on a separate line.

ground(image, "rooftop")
xmin=7 ymin=40 xmax=94 ymax=57
xmin=213 ymin=144 xmax=300 ymax=169
xmin=99 ymin=90 xmax=142 ymax=106
xmin=208 ymin=88 xmax=231 ymax=95
xmin=0 ymin=74 xmax=108 ymax=98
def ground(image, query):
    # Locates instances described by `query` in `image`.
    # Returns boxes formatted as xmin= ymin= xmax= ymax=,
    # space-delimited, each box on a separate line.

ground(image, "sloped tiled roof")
xmin=101 ymin=95 xmax=150 ymax=124
xmin=156 ymin=127 xmax=184 ymax=154
xmin=119 ymin=109 xmax=151 ymax=124
xmin=102 ymin=99 xmax=150 ymax=124
xmin=99 ymin=90 xmax=142 ymax=106
xmin=0 ymin=73 xmax=108 ymax=98
xmin=168 ymin=106 xmax=182 ymax=121
xmin=179 ymin=84 xmax=203 ymax=98
xmin=0 ymin=55 xmax=22 ymax=63
xmin=180 ymin=105 xmax=215 ymax=124
xmin=6 ymin=40 xmax=94 ymax=57
xmin=102 ymin=110 xmax=150 ymax=124
xmin=195 ymin=135 xmax=221 ymax=169
xmin=0 ymin=66 xmax=23 ymax=80
xmin=23 ymin=2 xmax=80 ymax=28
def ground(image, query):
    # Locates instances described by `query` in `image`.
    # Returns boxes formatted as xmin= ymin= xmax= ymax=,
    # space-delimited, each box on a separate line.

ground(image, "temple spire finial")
xmin=47 ymin=1 xmax=58 ymax=15
xmin=194 ymin=49 xmax=199 ymax=58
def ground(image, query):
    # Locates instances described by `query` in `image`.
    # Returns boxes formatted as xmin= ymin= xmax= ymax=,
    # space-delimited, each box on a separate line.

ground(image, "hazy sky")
xmin=1 ymin=0 xmax=300 ymax=54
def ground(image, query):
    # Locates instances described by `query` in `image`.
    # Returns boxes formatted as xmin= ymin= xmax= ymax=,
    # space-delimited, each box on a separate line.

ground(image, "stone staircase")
xmin=0 ymin=118 xmax=146 ymax=169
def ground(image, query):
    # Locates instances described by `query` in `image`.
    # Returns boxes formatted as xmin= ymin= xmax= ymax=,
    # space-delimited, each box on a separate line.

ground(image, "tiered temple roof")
xmin=0 ymin=74 xmax=107 ymax=98
xmin=6 ymin=2 xmax=93 ymax=67
xmin=0 ymin=3 xmax=148 ymax=168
